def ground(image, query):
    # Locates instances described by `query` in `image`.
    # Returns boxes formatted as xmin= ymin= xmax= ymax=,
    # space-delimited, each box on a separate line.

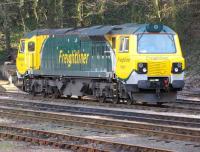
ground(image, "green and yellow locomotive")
xmin=16 ymin=23 xmax=185 ymax=104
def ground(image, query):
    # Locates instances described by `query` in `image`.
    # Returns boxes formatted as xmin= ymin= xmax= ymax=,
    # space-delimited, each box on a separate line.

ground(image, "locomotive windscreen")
xmin=137 ymin=34 xmax=176 ymax=54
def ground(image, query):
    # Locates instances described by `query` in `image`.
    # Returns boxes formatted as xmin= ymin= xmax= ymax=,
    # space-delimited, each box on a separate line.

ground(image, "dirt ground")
xmin=0 ymin=80 xmax=22 ymax=93
xmin=0 ymin=108 xmax=200 ymax=152
xmin=185 ymin=75 xmax=200 ymax=90
xmin=0 ymin=140 xmax=72 ymax=152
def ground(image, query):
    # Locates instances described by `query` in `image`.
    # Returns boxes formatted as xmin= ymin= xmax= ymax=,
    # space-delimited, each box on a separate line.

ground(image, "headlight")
xmin=172 ymin=63 xmax=182 ymax=74
xmin=138 ymin=63 xmax=144 ymax=68
xmin=174 ymin=67 xmax=179 ymax=73
xmin=138 ymin=63 xmax=147 ymax=74
xmin=143 ymin=67 xmax=147 ymax=73
xmin=146 ymin=24 xmax=163 ymax=32
xmin=177 ymin=63 xmax=182 ymax=68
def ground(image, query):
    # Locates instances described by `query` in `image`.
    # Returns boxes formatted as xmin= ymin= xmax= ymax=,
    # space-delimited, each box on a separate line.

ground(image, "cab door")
xmin=27 ymin=41 xmax=35 ymax=69
xmin=16 ymin=39 xmax=27 ymax=75
xmin=115 ymin=36 xmax=133 ymax=80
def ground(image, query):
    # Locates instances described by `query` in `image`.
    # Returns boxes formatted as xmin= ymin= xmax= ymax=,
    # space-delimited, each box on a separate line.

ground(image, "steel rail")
xmin=0 ymin=99 xmax=200 ymax=128
xmin=0 ymin=125 xmax=172 ymax=152
xmin=1 ymin=91 xmax=200 ymax=114
xmin=0 ymin=106 xmax=200 ymax=143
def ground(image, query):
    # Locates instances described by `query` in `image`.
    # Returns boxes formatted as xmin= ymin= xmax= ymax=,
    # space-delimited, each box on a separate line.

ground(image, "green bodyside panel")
xmin=39 ymin=35 xmax=112 ymax=77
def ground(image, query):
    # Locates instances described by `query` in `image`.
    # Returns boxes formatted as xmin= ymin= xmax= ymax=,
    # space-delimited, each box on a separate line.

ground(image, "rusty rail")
xmin=1 ymin=91 xmax=200 ymax=115
xmin=0 ymin=106 xmax=200 ymax=143
xmin=0 ymin=125 xmax=172 ymax=152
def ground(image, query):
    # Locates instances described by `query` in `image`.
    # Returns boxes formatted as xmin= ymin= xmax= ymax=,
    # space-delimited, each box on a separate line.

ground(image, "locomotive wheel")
xmin=67 ymin=95 xmax=71 ymax=99
xmin=156 ymin=102 xmax=163 ymax=106
xmin=78 ymin=96 xmax=82 ymax=100
xmin=126 ymin=93 xmax=135 ymax=105
xmin=126 ymin=98 xmax=133 ymax=105
xmin=53 ymin=88 xmax=61 ymax=99
xmin=22 ymin=84 xmax=25 ymax=92
xmin=42 ymin=91 xmax=47 ymax=98
xmin=142 ymin=102 xmax=148 ymax=105
xmin=113 ymin=96 xmax=119 ymax=104
xmin=31 ymin=85 xmax=36 ymax=97
xmin=99 ymin=95 xmax=106 ymax=103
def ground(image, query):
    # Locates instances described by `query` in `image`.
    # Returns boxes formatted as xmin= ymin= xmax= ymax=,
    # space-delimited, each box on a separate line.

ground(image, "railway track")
xmin=0 ymin=92 xmax=200 ymax=151
xmin=178 ymin=89 xmax=200 ymax=97
xmin=0 ymin=125 xmax=172 ymax=152
xmin=0 ymin=97 xmax=200 ymax=128
xmin=1 ymin=91 xmax=200 ymax=115
xmin=0 ymin=102 xmax=200 ymax=143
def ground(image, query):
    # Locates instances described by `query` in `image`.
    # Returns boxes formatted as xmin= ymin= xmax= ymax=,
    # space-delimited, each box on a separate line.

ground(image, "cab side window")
xmin=19 ymin=40 xmax=25 ymax=53
xmin=119 ymin=37 xmax=129 ymax=52
xmin=112 ymin=37 xmax=116 ymax=49
xmin=28 ymin=42 xmax=35 ymax=52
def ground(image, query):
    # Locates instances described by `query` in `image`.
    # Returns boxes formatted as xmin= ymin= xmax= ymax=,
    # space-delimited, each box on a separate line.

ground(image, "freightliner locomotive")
xmin=16 ymin=23 xmax=185 ymax=105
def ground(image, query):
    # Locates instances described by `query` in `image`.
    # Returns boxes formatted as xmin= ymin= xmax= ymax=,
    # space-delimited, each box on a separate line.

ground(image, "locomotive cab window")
xmin=119 ymin=37 xmax=129 ymax=52
xmin=28 ymin=42 xmax=35 ymax=52
xmin=137 ymin=34 xmax=176 ymax=54
xmin=112 ymin=37 xmax=116 ymax=49
xmin=19 ymin=40 xmax=25 ymax=53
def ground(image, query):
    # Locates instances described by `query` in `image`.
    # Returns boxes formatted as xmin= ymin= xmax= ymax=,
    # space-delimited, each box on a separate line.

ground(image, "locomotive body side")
xmin=33 ymin=35 xmax=113 ymax=78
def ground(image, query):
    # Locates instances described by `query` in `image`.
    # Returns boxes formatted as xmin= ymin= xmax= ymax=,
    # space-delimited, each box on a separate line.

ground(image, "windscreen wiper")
xmin=163 ymin=29 xmax=174 ymax=42
xmin=137 ymin=29 xmax=146 ymax=42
